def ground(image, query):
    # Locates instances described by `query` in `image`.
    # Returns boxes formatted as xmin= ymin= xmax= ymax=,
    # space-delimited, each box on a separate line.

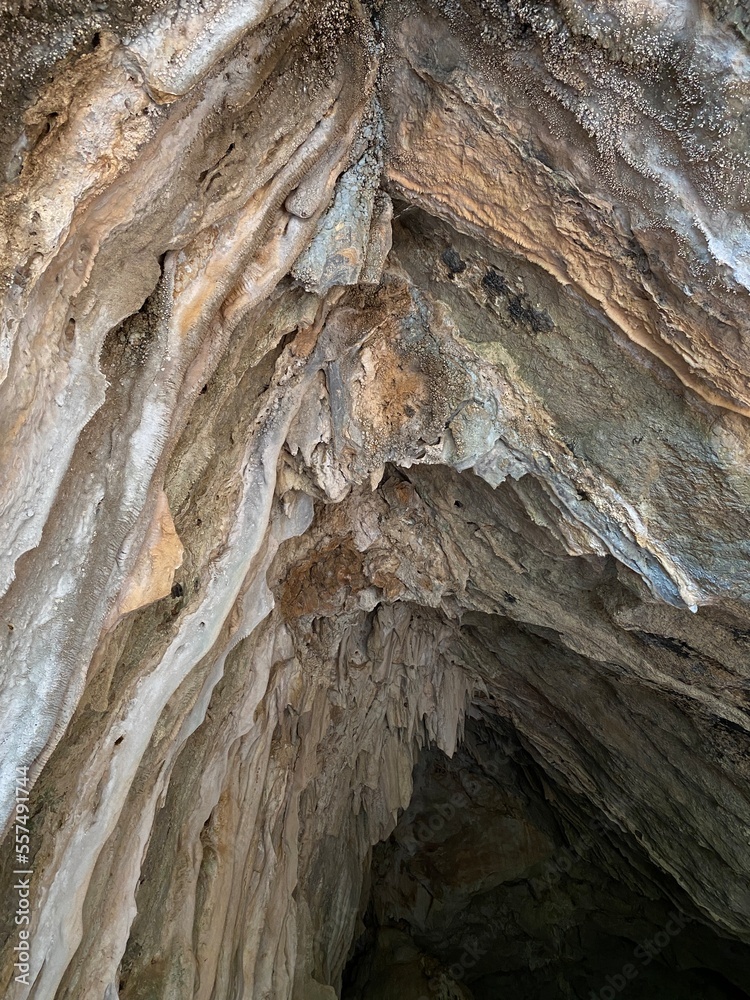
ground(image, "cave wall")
xmin=1 ymin=1 xmax=750 ymax=998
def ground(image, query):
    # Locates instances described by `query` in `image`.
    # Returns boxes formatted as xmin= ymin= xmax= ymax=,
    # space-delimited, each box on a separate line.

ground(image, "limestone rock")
xmin=1 ymin=2 xmax=750 ymax=999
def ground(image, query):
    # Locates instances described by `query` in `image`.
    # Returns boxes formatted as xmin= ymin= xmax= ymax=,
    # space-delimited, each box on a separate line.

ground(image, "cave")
xmin=343 ymin=720 xmax=750 ymax=1000
xmin=2 ymin=1 xmax=750 ymax=999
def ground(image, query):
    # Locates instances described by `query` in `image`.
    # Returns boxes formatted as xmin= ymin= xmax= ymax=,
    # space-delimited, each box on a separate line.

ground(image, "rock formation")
xmin=1 ymin=1 xmax=750 ymax=997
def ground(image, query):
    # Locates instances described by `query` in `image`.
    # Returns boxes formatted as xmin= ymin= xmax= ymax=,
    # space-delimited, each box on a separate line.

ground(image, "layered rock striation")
xmin=1 ymin=1 xmax=750 ymax=998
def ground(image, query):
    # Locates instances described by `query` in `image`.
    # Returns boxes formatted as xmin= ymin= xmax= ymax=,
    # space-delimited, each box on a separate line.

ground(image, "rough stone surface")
xmin=1 ymin=1 xmax=750 ymax=998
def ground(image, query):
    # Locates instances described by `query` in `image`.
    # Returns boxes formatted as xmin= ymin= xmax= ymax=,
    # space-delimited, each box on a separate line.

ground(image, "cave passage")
xmin=341 ymin=718 xmax=750 ymax=1000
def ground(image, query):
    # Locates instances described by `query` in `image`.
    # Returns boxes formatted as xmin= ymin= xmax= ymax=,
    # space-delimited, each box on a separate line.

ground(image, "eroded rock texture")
xmin=1 ymin=1 xmax=750 ymax=998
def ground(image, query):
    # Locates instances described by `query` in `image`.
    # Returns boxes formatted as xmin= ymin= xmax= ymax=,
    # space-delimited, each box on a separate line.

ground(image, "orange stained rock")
xmin=109 ymin=490 xmax=184 ymax=624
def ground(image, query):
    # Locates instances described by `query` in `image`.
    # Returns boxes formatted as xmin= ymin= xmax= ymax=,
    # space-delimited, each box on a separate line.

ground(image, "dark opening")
xmin=342 ymin=717 xmax=750 ymax=1000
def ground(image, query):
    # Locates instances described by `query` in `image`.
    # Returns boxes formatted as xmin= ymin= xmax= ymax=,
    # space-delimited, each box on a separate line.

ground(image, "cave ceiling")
xmin=1 ymin=1 xmax=750 ymax=998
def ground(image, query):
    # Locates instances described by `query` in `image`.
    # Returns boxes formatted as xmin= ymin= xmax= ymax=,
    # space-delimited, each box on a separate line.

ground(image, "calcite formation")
xmin=1 ymin=1 xmax=750 ymax=998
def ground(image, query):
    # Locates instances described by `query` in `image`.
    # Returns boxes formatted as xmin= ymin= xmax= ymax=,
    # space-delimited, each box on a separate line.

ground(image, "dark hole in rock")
xmin=341 ymin=718 xmax=750 ymax=1000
